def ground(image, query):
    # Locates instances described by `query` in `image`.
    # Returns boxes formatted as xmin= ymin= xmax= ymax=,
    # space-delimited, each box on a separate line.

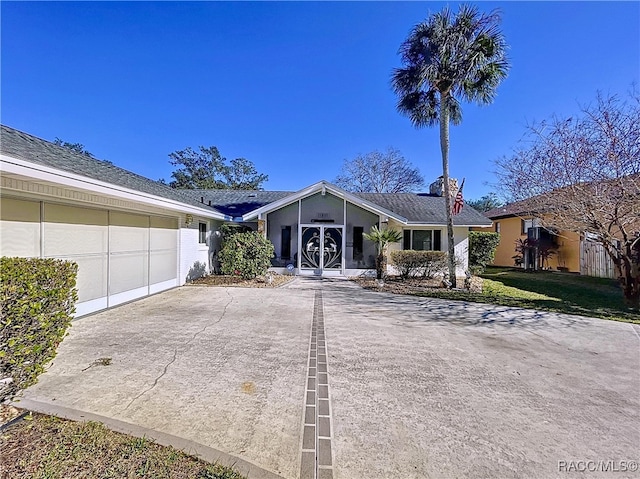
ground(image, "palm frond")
xmin=391 ymin=3 xmax=510 ymax=124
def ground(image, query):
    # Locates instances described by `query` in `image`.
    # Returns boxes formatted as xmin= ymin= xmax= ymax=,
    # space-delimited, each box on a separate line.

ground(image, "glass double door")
xmin=300 ymin=225 xmax=343 ymax=272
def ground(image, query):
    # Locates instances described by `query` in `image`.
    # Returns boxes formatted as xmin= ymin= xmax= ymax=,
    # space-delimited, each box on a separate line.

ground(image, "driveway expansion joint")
xmin=300 ymin=290 xmax=334 ymax=479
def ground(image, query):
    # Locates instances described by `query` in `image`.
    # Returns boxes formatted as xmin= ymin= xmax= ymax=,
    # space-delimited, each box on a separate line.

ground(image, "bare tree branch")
xmin=496 ymin=90 xmax=640 ymax=308
xmin=334 ymin=148 xmax=424 ymax=193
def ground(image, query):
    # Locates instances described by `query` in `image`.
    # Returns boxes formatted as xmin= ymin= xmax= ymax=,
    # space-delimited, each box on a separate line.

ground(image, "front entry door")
xmin=300 ymin=225 xmax=343 ymax=274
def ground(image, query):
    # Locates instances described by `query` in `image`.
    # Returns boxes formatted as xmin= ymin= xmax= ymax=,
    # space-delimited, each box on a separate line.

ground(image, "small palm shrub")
xmin=363 ymin=226 xmax=403 ymax=280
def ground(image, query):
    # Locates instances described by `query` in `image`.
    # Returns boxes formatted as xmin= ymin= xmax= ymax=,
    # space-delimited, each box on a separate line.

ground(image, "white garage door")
xmin=0 ymin=197 xmax=41 ymax=257
xmin=44 ymin=203 xmax=109 ymax=315
xmin=149 ymin=216 xmax=179 ymax=294
xmin=1 ymin=198 xmax=178 ymax=316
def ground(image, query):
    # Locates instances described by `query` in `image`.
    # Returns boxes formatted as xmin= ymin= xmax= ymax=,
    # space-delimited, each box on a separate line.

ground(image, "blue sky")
xmin=2 ymin=1 xmax=638 ymax=200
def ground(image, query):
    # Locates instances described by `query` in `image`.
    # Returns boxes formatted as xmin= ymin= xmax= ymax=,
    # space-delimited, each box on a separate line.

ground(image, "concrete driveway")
xmin=18 ymin=278 xmax=640 ymax=479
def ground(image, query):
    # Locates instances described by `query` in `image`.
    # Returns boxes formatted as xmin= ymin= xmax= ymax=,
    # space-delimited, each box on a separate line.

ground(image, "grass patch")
xmin=374 ymin=267 xmax=639 ymax=323
xmin=0 ymin=413 xmax=245 ymax=479
xmin=455 ymin=268 xmax=635 ymax=322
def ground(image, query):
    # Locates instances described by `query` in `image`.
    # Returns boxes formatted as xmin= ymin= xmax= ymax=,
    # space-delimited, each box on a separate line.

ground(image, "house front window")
xmin=199 ymin=222 xmax=207 ymax=244
xmin=403 ymin=229 xmax=442 ymax=251
xmin=353 ymin=226 xmax=364 ymax=260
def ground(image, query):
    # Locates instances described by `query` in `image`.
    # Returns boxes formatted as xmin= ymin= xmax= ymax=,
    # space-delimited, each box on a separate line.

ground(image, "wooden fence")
xmin=580 ymin=238 xmax=616 ymax=279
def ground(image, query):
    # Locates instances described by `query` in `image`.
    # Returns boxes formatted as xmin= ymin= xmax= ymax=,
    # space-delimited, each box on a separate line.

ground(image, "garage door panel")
xmin=109 ymin=212 xmax=149 ymax=254
xmin=109 ymin=252 xmax=149 ymax=295
xmin=43 ymin=204 xmax=108 ymax=257
xmin=0 ymin=198 xmax=41 ymax=257
xmin=58 ymin=254 xmax=108 ymax=303
xmin=0 ymin=220 xmax=40 ymax=257
xmin=109 ymin=211 xmax=149 ymax=228
xmin=44 ymin=204 xmax=108 ymax=226
xmin=150 ymin=249 xmax=178 ymax=284
xmin=150 ymin=227 xmax=177 ymax=250
xmin=148 ymin=217 xmax=178 ymax=295
xmin=150 ymin=216 xmax=178 ymax=229
xmin=1 ymin=197 xmax=40 ymax=222
xmin=110 ymin=225 xmax=149 ymax=253
xmin=44 ymin=223 xmax=108 ymax=256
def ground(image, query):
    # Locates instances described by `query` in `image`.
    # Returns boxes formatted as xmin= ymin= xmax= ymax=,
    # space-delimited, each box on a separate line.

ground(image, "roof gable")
xmin=182 ymin=189 xmax=293 ymax=219
xmin=241 ymin=181 xmax=409 ymax=223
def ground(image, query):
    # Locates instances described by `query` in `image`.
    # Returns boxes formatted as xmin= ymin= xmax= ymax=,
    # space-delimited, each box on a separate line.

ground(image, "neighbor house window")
xmin=199 ymin=222 xmax=207 ymax=244
xmin=495 ymin=221 xmax=501 ymax=233
xmin=403 ymin=230 xmax=442 ymax=251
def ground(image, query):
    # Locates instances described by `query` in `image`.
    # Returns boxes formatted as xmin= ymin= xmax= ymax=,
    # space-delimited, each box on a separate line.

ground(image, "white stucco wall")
xmin=179 ymin=216 xmax=222 ymax=284
xmin=453 ymin=227 xmax=470 ymax=275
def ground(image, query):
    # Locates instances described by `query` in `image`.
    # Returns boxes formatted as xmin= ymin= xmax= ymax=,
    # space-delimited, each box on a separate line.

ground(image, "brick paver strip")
xmin=300 ymin=290 xmax=334 ymax=479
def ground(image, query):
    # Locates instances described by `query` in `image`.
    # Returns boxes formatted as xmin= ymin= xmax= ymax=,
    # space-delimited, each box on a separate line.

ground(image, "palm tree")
xmin=391 ymin=4 xmax=510 ymax=287
xmin=363 ymin=225 xmax=403 ymax=281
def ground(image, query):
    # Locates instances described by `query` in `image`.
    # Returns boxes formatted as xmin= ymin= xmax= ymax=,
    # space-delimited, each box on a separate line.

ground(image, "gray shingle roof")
xmin=355 ymin=192 xmax=492 ymax=226
xmin=484 ymin=201 xmax=534 ymax=219
xmin=1 ymin=125 xmax=492 ymax=226
xmin=183 ymin=189 xmax=293 ymax=217
xmin=0 ymin=125 xmax=221 ymax=213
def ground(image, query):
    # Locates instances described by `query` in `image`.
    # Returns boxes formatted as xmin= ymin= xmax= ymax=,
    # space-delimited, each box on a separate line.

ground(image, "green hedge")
xmin=0 ymin=257 xmax=78 ymax=402
xmin=218 ymin=232 xmax=275 ymax=279
xmin=390 ymin=250 xmax=448 ymax=279
xmin=469 ymin=231 xmax=501 ymax=274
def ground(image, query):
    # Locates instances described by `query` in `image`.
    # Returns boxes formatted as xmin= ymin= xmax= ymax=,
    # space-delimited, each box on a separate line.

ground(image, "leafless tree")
xmin=496 ymin=91 xmax=640 ymax=308
xmin=334 ymin=148 xmax=424 ymax=193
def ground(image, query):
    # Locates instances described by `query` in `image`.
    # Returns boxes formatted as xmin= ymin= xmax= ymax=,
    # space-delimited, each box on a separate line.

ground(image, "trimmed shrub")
xmin=390 ymin=250 xmax=448 ymax=279
xmin=469 ymin=231 xmax=501 ymax=274
xmin=220 ymin=223 xmax=252 ymax=238
xmin=1 ymin=257 xmax=78 ymax=402
xmin=218 ymin=232 xmax=275 ymax=279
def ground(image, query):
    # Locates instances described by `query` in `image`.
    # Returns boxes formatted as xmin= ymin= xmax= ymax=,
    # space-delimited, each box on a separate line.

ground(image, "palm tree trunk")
xmin=376 ymin=252 xmax=385 ymax=280
xmin=440 ymin=91 xmax=457 ymax=288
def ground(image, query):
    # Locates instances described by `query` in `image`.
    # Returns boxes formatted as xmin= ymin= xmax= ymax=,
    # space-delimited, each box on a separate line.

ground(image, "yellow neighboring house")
xmin=475 ymin=203 xmax=592 ymax=275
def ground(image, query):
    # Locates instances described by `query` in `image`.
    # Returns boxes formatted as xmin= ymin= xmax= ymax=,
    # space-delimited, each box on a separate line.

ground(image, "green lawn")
xmin=1 ymin=413 xmax=245 ymax=479
xmin=413 ymin=267 xmax=639 ymax=323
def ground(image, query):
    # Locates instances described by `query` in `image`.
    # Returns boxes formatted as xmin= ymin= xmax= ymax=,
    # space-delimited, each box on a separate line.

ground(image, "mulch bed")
xmin=352 ymin=275 xmax=483 ymax=295
xmin=188 ymin=273 xmax=294 ymax=288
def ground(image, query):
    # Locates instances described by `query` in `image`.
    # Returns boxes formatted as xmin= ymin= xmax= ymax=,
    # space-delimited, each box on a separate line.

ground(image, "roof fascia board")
xmin=0 ymin=154 xmax=228 ymax=220
xmin=243 ymin=181 xmax=408 ymax=223
xmin=405 ymin=222 xmax=492 ymax=228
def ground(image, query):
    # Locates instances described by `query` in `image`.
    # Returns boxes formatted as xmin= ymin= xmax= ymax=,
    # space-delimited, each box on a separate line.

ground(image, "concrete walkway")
xmin=18 ymin=277 xmax=640 ymax=478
